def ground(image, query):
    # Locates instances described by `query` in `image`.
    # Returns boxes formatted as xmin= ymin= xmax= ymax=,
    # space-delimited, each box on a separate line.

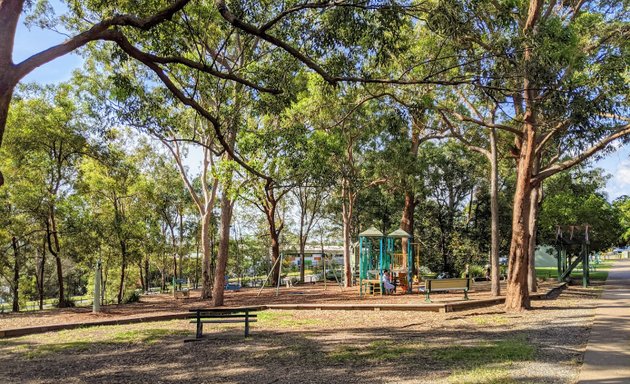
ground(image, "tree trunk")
xmin=212 ymin=187 xmax=233 ymax=306
xmin=200 ymin=211 xmax=213 ymax=299
xmin=47 ymin=209 xmax=65 ymax=307
xmin=299 ymin=241 xmax=306 ymax=283
xmin=489 ymin=128 xmax=501 ymax=296
xmin=270 ymin=230 xmax=281 ymax=286
xmin=117 ymin=239 xmax=127 ymax=304
xmin=138 ymin=262 xmax=145 ymax=292
xmin=144 ymin=256 xmax=150 ymax=292
xmin=0 ymin=0 xmax=22 ymax=187
xmin=505 ymin=124 xmax=536 ymax=311
xmin=11 ymin=236 xmax=19 ymax=312
xmin=341 ymin=179 xmax=354 ymax=287
xmin=38 ymin=236 xmax=46 ymax=310
xmin=400 ymin=190 xmax=416 ymax=269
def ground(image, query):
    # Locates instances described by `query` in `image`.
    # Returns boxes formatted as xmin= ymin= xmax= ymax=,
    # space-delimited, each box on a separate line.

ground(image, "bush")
xmin=419 ymin=266 xmax=433 ymax=275
xmin=123 ymin=290 xmax=141 ymax=304
xmin=462 ymin=265 xmax=486 ymax=278
xmin=54 ymin=298 xmax=76 ymax=308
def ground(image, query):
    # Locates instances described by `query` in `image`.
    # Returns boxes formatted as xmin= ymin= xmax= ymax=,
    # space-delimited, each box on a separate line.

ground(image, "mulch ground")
xmin=0 ymin=280 xmax=564 ymax=330
xmin=0 ymin=285 xmax=600 ymax=384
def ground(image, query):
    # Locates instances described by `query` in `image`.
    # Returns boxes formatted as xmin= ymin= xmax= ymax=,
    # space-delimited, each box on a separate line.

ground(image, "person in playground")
xmin=382 ymin=269 xmax=395 ymax=294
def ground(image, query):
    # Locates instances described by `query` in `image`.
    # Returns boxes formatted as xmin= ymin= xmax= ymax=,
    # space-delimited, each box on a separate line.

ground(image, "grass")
xmin=257 ymin=310 xmax=321 ymax=328
xmin=471 ymin=315 xmax=510 ymax=326
xmin=2 ymin=321 xmax=189 ymax=359
xmin=431 ymin=337 xmax=534 ymax=365
xmin=536 ymin=259 xmax=613 ymax=282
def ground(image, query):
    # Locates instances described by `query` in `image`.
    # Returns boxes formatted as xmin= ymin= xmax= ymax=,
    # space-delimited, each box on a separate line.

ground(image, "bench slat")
xmin=188 ymin=314 xmax=257 ymax=319
xmin=190 ymin=319 xmax=258 ymax=324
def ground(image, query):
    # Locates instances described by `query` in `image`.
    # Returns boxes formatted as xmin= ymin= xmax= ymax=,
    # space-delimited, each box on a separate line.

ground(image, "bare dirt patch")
xmin=0 ymin=286 xmax=599 ymax=384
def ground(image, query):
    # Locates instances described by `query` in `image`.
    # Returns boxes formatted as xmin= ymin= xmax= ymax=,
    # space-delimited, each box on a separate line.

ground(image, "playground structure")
xmin=555 ymin=225 xmax=591 ymax=287
xmin=358 ymin=227 xmax=413 ymax=297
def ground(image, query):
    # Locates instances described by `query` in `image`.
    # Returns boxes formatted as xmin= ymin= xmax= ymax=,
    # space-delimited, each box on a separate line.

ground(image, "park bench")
xmin=187 ymin=307 xmax=263 ymax=341
xmin=422 ymin=278 xmax=471 ymax=303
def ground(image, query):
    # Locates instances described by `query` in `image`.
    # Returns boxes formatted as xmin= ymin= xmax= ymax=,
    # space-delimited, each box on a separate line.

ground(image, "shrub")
xmin=123 ymin=290 xmax=141 ymax=304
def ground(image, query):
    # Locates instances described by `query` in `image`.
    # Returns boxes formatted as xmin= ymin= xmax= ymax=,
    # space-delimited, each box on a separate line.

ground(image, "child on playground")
xmin=382 ymin=269 xmax=395 ymax=294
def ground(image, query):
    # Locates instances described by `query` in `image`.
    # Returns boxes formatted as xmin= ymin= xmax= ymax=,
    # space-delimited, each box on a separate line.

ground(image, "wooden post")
xmin=245 ymin=311 xmax=250 ymax=337
xmin=196 ymin=310 xmax=202 ymax=339
xmin=93 ymin=259 xmax=101 ymax=313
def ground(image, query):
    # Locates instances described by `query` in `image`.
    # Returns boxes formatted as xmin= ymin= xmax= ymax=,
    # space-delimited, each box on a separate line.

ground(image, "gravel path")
xmin=0 ymin=285 xmax=600 ymax=384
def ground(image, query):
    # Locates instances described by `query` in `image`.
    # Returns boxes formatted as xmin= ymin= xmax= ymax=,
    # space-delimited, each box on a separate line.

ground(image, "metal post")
xmin=407 ymin=237 xmax=413 ymax=293
xmin=379 ymin=237 xmax=383 ymax=296
xmin=556 ymin=246 xmax=562 ymax=282
xmin=359 ymin=236 xmax=363 ymax=298
xmin=93 ymin=259 xmax=101 ymax=313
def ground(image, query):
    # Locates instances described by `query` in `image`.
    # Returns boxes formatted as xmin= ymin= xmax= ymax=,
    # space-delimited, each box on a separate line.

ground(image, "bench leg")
xmin=196 ymin=312 xmax=203 ymax=339
xmin=425 ymin=291 xmax=431 ymax=303
xmin=196 ymin=320 xmax=203 ymax=339
xmin=463 ymin=289 xmax=469 ymax=301
xmin=245 ymin=311 xmax=250 ymax=337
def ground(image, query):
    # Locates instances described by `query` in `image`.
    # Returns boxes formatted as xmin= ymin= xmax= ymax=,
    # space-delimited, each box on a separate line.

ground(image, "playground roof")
xmin=387 ymin=229 xmax=411 ymax=238
xmin=359 ymin=226 xmax=384 ymax=238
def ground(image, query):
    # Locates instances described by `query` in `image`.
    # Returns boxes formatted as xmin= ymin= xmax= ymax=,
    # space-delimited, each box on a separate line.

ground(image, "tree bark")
xmin=341 ymin=178 xmax=354 ymax=287
xmin=11 ymin=236 xmax=19 ymax=312
xmin=212 ymin=187 xmax=233 ymax=306
xmin=505 ymin=125 xmax=536 ymax=311
xmin=200 ymin=211 xmax=214 ymax=299
xmin=400 ymin=190 xmax=416 ymax=268
xmin=38 ymin=236 xmax=46 ymax=310
xmin=46 ymin=209 xmax=65 ymax=307
xmin=117 ymin=239 xmax=127 ymax=304
xmin=489 ymin=128 xmax=501 ymax=296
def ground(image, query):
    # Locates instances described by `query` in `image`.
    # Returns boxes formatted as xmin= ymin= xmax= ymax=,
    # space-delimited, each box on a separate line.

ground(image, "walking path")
xmin=578 ymin=259 xmax=630 ymax=383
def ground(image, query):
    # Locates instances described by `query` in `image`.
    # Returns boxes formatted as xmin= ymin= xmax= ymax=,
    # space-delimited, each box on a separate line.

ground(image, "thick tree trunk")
xmin=489 ymin=128 xmax=501 ymax=296
xmin=212 ymin=188 xmax=233 ymax=306
xmin=11 ymin=236 xmax=19 ymax=312
xmin=0 ymin=0 xmax=22 ymax=187
xmin=200 ymin=211 xmax=213 ymax=299
xmin=505 ymin=124 xmax=536 ymax=311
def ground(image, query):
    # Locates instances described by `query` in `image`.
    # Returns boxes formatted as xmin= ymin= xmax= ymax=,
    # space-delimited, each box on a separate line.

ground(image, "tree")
xmin=430 ymin=0 xmax=630 ymax=310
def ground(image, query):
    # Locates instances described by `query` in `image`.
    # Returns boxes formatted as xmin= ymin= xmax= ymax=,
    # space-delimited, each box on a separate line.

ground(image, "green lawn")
xmin=536 ymin=259 xmax=614 ymax=281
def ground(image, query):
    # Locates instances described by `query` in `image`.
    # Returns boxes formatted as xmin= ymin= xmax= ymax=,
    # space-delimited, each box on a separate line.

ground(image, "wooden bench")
xmin=423 ymin=278 xmax=471 ymax=303
xmin=187 ymin=307 xmax=263 ymax=341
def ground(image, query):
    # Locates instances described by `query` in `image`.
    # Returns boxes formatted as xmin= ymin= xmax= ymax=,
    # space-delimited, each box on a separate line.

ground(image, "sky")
xmin=11 ymin=10 xmax=630 ymax=202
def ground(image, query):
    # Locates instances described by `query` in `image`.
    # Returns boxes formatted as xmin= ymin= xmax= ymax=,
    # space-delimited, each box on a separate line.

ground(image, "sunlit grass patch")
xmin=448 ymin=366 xmax=517 ymax=384
xmin=432 ymin=337 xmax=533 ymax=366
xmin=257 ymin=311 xmax=320 ymax=328
xmin=471 ymin=316 xmax=509 ymax=326
xmin=328 ymin=340 xmax=418 ymax=362
xmin=112 ymin=328 xmax=188 ymax=344
xmin=23 ymin=341 xmax=93 ymax=359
